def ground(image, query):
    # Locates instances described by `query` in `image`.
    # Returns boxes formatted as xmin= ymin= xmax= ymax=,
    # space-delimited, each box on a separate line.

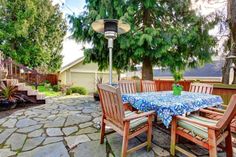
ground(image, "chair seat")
xmin=177 ymin=115 xmax=218 ymax=139
xmin=125 ymin=111 xmax=148 ymax=131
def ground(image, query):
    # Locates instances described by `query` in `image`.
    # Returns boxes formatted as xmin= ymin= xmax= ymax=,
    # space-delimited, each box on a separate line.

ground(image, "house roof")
xmin=60 ymin=56 xmax=85 ymax=73
xmin=153 ymin=60 xmax=224 ymax=77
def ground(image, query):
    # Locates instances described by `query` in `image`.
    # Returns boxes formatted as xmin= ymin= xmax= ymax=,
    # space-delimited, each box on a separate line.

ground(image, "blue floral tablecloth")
xmin=122 ymin=91 xmax=223 ymax=128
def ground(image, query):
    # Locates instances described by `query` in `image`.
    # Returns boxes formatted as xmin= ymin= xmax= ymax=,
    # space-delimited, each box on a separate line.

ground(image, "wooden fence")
xmin=155 ymin=79 xmax=236 ymax=105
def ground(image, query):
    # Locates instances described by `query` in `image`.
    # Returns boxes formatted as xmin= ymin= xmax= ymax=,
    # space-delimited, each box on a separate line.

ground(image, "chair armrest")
xmin=175 ymin=115 xmax=219 ymax=130
xmin=205 ymin=107 xmax=225 ymax=113
xmin=199 ymin=108 xmax=224 ymax=116
xmin=123 ymin=111 xmax=155 ymax=122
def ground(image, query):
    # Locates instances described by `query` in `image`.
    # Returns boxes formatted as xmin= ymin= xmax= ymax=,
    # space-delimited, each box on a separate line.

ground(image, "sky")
xmin=52 ymin=0 xmax=227 ymax=67
xmin=52 ymin=0 xmax=86 ymax=67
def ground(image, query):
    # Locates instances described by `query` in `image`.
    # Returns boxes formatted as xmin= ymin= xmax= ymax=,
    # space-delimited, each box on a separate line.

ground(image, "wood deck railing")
xmin=0 ymin=56 xmax=58 ymax=87
xmin=1 ymin=58 xmax=45 ymax=87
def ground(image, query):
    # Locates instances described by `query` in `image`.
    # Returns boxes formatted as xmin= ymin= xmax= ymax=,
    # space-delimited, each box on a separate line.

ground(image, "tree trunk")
xmin=222 ymin=0 xmax=236 ymax=84
xmin=142 ymin=57 xmax=153 ymax=80
xmin=222 ymin=59 xmax=231 ymax=84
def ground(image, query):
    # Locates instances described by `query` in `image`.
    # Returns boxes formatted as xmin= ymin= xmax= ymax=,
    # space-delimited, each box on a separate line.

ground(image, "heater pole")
xmin=108 ymin=38 xmax=113 ymax=85
xmin=109 ymin=48 xmax=112 ymax=85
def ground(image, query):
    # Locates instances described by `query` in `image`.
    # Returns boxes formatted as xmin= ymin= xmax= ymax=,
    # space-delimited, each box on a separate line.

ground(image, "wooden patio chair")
xmin=189 ymin=82 xmax=213 ymax=94
xmin=118 ymin=80 xmax=138 ymax=111
xmin=203 ymin=105 xmax=236 ymax=134
xmin=97 ymin=84 xmax=155 ymax=157
xmin=170 ymin=94 xmax=236 ymax=157
xmin=118 ymin=80 xmax=137 ymax=94
xmin=141 ymin=80 xmax=157 ymax=92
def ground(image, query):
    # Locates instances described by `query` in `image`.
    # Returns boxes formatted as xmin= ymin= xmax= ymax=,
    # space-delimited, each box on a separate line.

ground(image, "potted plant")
xmin=0 ymin=81 xmax=23 ymax=109
xmin=172 ymin=71 xmax=183 ymax=96
xmin=94 ymin=77 xmax=103 ymax=101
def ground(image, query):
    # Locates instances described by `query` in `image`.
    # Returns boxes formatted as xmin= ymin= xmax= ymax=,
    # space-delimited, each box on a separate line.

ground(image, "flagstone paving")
xmin=0 ymin=95 xmax=235 ymax=157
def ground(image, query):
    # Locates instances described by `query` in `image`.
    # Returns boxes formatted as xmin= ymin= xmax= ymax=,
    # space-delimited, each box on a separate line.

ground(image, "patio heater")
xmin=91 ymin=19 xmax=130 ymax=85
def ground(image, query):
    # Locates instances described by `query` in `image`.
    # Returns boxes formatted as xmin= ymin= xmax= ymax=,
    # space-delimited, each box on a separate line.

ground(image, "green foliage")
xmin=34 ymin=85 xmax=61 ymax=97
xmin=0 ymin=0 xmax=66 ymax=72
xmin=131 ymin=76 xmax=140 ymax=80
xmin=52 ymin=85 xmax=60 ymax=92
xmin=69 ymin=0 xmax=217 ymax=79
xmin=70 ymin=86 xmax=87 ymax=95
xmin=66 ymin=88 xmax=72 ymax=95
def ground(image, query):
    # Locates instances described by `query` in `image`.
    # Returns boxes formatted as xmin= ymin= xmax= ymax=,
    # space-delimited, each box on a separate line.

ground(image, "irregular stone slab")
xmin=17 ymin=124 xmax=42 ymax=133
xmin=46 ymin=128 xmax=63 ymax=136
xmin=76 ymin=127 xmax=97 ymax=135
xmin=0 ymin=118 xmax=7 ymax=125
xmin=65 ymin=115 xmax=92 ymax=126
xmin=16 ymin=118 xmax=38 ymax=128
xmin=0 ymin=128 xmax=16 ymax=144
xmin=74 ymin=141 xmax=106 ymax=157
xmin=6 ymin=133 xmax=26 ymax=150
xmin=18 ymin=142 xmax=69 ymax=157
xmin=2 ymin=119 xmax=17 ymax=128
xmin=43 ymin=137 xmax=63 ymax=145
xmin=82 ymin=108 xmax=96 ymax=114
xmin=0 ymin=148 xmax=17 ymax=157
xmin=79 ymin=122 xmax=93 ymax=128
xmin=107 ymin=133 xmax=154 ymax=157
xmin=92 ymin=117 xmax=101 ymax=124
xmin=62 ymin=126 xmax=78 ymax=136
xmin=65 ymin=135 xmax=90 ymax=149
xmin=152 ymin=144 xmax=170 ymax=156
xmin=91 ymin=112 xmax=101 ymax=118
xmin=88 ymin=133 xmax=100 ymax=141
xmin=22 ymin=137 xmax=45 ymax=151
xmin=28 ymin=129 xmax=44 ymax=138
xmin=44 ymin=117 xmax=65 ymax=128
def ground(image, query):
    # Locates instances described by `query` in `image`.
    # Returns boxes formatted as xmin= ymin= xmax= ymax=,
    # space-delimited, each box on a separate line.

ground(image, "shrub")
xmin=70 ymin=86 xmax=87 ymax=95
xmin=52 ymin=85 xmax=60 ymax=92
xmin=66 ymin=88 xmax=72 ymax=95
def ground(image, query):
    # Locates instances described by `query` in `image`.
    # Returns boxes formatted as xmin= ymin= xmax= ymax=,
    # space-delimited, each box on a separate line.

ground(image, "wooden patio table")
xmin=122 ymin=91 xmax=223 ymax=127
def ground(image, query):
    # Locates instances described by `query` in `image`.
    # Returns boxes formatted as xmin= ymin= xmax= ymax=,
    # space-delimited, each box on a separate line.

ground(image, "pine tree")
xmin=0 ymin=0 xmax=66 ymax=72
xmin=70 ymin=0 xmax=217 ymax=80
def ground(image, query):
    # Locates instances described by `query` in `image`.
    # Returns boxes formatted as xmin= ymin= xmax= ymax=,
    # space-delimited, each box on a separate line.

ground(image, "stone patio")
xmin=0 ymin=95 xmax=235 ymax=157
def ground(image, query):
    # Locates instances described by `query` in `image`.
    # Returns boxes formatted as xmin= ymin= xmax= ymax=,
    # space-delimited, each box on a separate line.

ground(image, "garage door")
xmin=71 ymin=72 xmax=95 ymax=93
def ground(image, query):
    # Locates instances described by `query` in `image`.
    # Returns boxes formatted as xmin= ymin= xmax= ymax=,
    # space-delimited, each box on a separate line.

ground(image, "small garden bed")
xmin=33 ymin=85 xmax=61 ymax=97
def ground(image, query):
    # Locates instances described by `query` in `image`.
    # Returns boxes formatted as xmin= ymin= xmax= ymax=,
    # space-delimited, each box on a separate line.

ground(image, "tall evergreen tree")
xmin=222 ymin=0 xmax=236 ymax=84
xmin=70 ymin=0 xmax=217 ymax=80
xmin=0 ymin=0 xmax=66 ymax=72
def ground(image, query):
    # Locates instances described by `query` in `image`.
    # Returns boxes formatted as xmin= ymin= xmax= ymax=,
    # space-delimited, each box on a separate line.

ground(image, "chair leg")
xmin=121 ymin=122 xmax=130 ymax=157
xmin=147 ymin=115 xmax=153 ymax=151
xmin=170 ymin=117 xmax=177 ymax=156
xmin=100 ymin=117 xmax=105 ymax=144
xmin=208 ymin=129 xmax=217 ymax=157
xmin=225 ymin=127 xmax=233 ymax=157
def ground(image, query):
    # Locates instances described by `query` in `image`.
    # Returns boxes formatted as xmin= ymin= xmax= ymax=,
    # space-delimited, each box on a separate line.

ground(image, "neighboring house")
xmin=59 ymin=57 xmax=118 ymax=93
xmin=124 ymin=60 xmax=225 ymax=82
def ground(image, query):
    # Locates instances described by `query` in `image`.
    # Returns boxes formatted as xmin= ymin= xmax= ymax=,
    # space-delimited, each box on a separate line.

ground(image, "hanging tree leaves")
xmin=69 ymin=0 xmax=218 ymax=80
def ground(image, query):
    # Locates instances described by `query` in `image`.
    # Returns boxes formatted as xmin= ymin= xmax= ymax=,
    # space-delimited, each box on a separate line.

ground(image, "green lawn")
xmin=33 ymin=85 xmax=61 ymax=97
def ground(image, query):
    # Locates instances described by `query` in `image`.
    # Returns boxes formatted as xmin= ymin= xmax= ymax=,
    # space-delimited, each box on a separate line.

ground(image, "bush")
xmin=66 ymin=88 xmax=72 ymax=95
xmin=52 ymin=85 xmax=60 ymax=92
xmin=70 ymin=86 xmax=87 ymax=95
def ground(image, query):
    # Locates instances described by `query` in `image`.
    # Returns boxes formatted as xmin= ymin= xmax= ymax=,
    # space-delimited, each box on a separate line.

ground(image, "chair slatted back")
xmin=118 ymin=80 xmax=137 ymax=94
xmin=141 ymin=80 xmax=157 ymax=92
xmin=216 ymin=94 xmax=236 ymax=130
xmin=189 ymin=83 xmax=213 ymax=94
xmin=98 ymin=84 xmax=124 ymax=129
